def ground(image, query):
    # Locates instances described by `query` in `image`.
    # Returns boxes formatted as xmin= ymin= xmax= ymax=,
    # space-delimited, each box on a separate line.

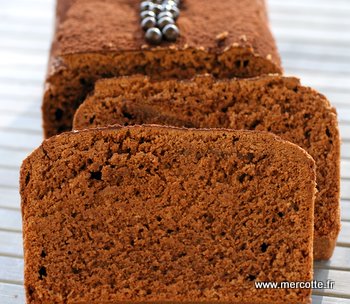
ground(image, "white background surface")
xmin=0 ymin=0 xmax=349 ymax=303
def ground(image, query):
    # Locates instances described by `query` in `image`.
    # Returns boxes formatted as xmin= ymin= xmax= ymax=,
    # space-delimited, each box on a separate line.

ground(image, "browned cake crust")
xmin=73 ymin=75 xmax=340 ymax=260
xmin=43 ymin=0 xmax=282 ymax=138
xmin=21 ymin=125 xmax=315 ymax=304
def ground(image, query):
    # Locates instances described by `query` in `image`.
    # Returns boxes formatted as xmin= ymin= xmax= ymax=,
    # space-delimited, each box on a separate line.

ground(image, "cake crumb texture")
xmin=73 ymin=75 xmax=340 ymax=260
xmin=21 ymin=125 xmax=315 ymax=304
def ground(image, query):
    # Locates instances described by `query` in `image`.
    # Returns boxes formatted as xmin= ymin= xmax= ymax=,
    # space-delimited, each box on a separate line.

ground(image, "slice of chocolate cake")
xmin=43 ymin=0 xmax=282 ymax=137
xmin=21 ymin=125 xmax=315 ymax=304
xmin=73 ymin=75 xmax=340 ymax=260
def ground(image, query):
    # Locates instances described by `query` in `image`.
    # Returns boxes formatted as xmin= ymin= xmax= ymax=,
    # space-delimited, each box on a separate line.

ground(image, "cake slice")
xmin=73 ymin=75 xmax=340 ymax=260
xmin=43 ymin=0 xmax=282 ymax=137
xmin=21 ymin=125 xmax=315 ymax=304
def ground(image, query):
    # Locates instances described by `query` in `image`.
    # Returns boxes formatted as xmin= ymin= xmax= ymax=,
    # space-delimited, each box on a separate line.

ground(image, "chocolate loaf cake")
xmin=21 ymin=125 xmax=315 ymax=304
xmin=73 ymin=75 xmax=340 ymax=260
xmin=43 ymin=0 xmax=282 ymax=137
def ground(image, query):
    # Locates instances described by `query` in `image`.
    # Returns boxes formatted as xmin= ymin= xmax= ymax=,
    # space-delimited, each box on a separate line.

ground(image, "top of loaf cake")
xmin=53 ymin=0 xmax=280 ymax=64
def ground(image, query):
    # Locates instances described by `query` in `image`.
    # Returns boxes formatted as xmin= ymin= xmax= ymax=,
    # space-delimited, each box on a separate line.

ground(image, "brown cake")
xmin=73 ymin=75 xmax=340 ymax=260
xmin=21 ymin=125 xmax=315 ymax=304
xmin=43 ymin=0 xmax=282 ymax=137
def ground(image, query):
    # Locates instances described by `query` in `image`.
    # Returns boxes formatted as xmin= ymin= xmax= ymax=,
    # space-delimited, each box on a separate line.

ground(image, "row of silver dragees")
xmin=140 ymin=0 xmax=181 ymax=44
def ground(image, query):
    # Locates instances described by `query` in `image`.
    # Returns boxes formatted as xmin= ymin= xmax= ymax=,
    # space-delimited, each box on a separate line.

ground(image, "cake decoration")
xmin=140 ymin=0 xmax=180 ymax=44
xmin=145 ymin=27 xmax=163 ymax=44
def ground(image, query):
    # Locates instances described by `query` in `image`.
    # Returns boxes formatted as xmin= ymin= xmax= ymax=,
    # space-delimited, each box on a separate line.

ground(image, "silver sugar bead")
xmin=157 ymin=16 xmax=175 ymax=29
xmin=157 ymin=11 xmax=173 ymax=20
xmin=145 ymin=27 xmax=163 ymax=44
xmin=140 ymin=1 xmax=154 ymax=11
xmin=163 ymin=0 xmax=178 ymax=7
xmin=140 ymin=10 xmax=156 ymax=19
xmin=152 ymin=4 xmax=163 ymax=14
xmin=141 ymin=17 xmax=157 ymax=31
xmin=162 ymin=24 xmax=180 ymax=41
xmin=162 ymin=4 xmax=180 ymax=20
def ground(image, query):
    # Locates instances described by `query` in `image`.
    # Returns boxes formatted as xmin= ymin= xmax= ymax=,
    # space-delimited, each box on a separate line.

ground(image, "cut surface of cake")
xmin=43 ymin=0 xmax=282 ymax=137
xmin=21 ymin=125 xmax=315 ymax=304
xmin=73 ymin=75 xmax=340 ymax=260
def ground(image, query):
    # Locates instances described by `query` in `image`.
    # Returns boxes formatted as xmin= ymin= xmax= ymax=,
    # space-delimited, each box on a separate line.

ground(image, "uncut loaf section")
xmin=73 ymin=75 xmax=340 ymax=260
xmin=43 ymin=0 xmax=282 ymax=137
xmin=21 ymin=125 xmax=315 ymax=304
